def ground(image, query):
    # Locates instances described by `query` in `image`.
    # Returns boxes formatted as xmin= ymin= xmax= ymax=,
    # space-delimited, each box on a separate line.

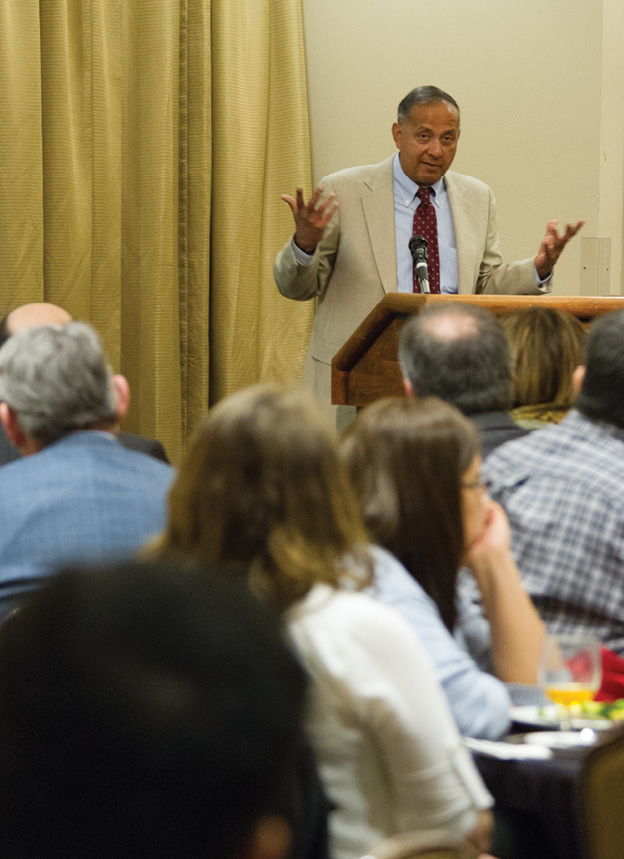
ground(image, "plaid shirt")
xmin=480 ymin=409 xmax=624 ymax=655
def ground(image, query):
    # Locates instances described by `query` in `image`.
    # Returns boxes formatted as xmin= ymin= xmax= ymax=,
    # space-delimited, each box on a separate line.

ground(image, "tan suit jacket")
xmin=274 ymin=156 xmax=542 ymax=406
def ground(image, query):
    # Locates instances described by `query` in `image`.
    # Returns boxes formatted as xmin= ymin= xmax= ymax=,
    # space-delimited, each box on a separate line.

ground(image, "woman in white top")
xmin=154 ymin=385 xmax=493 ymax=859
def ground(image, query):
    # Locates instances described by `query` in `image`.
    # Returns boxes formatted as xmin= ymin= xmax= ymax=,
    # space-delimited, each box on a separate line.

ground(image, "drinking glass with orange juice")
xmin=538 ymin=634 xmax=601 ymax=726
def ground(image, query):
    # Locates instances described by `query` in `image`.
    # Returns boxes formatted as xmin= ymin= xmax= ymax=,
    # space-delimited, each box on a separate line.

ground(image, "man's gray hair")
xmin=0 ymin=322 xmax=118 ymax=444
xmin=398 ymin=303 xmax=513 ymax=415
xmin=397 ymin=86 xmax=460 ymax=124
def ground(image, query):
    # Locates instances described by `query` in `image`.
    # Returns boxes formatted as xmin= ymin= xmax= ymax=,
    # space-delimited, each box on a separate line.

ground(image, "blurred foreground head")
xmin=0 ymin=560 xmax=306 ymax=859
xmin=159 ymin=384 xmax=370 ymax=610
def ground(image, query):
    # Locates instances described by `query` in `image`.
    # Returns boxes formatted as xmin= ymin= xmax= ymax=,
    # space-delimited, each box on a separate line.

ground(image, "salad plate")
xmin=510 ymin=701 xmax=624 ymax=731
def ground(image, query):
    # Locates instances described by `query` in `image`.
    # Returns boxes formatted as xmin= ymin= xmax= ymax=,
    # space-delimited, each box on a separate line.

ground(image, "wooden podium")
xmin=331 ymin=294 xmax=624 ymax=408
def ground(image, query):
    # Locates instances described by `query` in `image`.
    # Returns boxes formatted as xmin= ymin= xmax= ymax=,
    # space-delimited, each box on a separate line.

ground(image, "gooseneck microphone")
xmin=408 ymin=235 xmax=430 ymax=294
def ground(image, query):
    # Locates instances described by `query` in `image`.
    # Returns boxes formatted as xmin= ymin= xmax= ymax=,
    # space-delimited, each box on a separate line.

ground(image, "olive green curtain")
xmin=0 ymin=0 xmax=313 ymax=463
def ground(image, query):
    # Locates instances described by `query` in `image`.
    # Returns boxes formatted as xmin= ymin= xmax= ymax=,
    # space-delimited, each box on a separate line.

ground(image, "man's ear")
xmin=572 ymin=365 xmax=586 ymax=395
xmin=403 ymin=378 xmax=415 ymax=398
xmin=0 ymin=403 xmax=27 ymax=450
xmin=112 ymin=375 xmax=130 ymax=424
xmin=392 ymin=121 xmax=402 ymax=150
xmin=242 ymin=817 xmax=292 ymax=859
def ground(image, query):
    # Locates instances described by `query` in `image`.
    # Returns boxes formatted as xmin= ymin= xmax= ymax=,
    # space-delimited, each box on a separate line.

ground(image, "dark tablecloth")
xmin=473 ymin=748 xmax=587 ymax=859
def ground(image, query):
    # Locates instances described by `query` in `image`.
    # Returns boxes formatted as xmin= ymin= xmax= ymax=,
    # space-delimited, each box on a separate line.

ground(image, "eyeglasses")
xmin=461 ymin=478 xmax=488 ymax=492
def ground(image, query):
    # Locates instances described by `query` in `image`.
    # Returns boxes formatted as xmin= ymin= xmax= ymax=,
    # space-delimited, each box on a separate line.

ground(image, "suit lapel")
xmin=361 ymin=157 xmax=396 ymax=295
xmin=445 ymin=172 xmax=476 ymax=295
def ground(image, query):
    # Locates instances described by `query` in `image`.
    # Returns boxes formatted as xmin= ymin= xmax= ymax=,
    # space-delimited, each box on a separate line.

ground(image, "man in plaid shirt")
xmin=474 ymin=309 xmax=624 ymax=655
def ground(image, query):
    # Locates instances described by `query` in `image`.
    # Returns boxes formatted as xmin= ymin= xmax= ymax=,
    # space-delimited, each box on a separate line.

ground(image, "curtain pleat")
xmin=120 ymin=0 xmax=183 ymax=459
xmin=209 ymin=0 xmax=313 ymax=403
xmin=40 ymin=0 xmax=95 ymax=317
xmin=0 ymin=2 xmax=44 ymax=302
xmin=89 ymin=0 xmax=123 ymax=368
xmin=182 ymin=0 xmax=211 ymax=439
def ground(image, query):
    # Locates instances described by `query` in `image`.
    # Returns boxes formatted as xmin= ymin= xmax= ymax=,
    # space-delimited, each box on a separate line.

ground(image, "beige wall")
xmin=299 ymin=0 xmax=624 ymax=295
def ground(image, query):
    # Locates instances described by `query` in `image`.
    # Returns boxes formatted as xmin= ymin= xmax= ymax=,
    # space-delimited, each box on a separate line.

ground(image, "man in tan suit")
xmin=274 ymin=86 xmax=583 ymax=419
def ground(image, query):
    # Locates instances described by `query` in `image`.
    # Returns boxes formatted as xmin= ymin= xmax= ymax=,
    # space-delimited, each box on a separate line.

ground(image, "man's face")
xmin=392 ymin=100 xmax=460 ymax=186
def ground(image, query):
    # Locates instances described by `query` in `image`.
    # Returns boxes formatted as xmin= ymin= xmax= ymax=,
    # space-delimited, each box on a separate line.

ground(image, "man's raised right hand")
xmin=280 ymin=185 xmax=338 ymax=254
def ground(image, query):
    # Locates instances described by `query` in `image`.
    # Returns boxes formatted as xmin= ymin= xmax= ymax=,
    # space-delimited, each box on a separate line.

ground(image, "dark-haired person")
xmin=274 ymin=85 xmax=583 ymax=416
xmin=478 ymin=308 xmax=624 ymax=656
xmin=0 ymin=560 xmax=307 ymax=859
xmin=399 ymin=302 xmax=530 ymax=458
xmin=0 ymin=302 xmax=169 ymax=464
xmin=341 ymin=396 xmax=544 ymax=740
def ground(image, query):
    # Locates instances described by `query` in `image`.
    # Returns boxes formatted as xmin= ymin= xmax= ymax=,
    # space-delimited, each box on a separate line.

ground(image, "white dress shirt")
xmin=287 ymin=584 xmax=493 ymax=859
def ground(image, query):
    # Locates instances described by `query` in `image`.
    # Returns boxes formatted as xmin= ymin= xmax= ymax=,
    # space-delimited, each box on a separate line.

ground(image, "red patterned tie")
xmin=412 ymin=187 xmax=440 ymax=294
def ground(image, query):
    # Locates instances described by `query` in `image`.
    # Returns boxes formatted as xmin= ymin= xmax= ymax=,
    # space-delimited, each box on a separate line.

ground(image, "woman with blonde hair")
xmin=501 ymin=306 xmax=586 ymax=427
xmin=341 ymin=396 xmax=545 ymax=738
xmin=155 ymin=385 xmax=493 ymax=859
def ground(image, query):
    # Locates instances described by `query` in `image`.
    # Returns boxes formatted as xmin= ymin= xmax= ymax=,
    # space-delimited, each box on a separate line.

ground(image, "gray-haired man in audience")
xmin=464 ymin=308 xmax=624 ymax=656
xmin=398 ymin=303 xmax=528 ymax=458
xmin=0 ymin=322 xmax=173 ymax=619
xmin=0 ymin=302 xmax=169 ymax=463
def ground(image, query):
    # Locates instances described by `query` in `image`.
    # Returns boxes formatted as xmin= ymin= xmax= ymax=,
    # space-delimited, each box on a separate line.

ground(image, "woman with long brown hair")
xmin=154 ymin=385 xmax=493 ymax=859
xmin=341 ymin=396 xmax=545 ymax=739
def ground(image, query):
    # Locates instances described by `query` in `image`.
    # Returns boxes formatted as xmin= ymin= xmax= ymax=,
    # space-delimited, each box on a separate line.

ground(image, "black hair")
xmin=576 ymin=309 xmax=624 ymax=431
xmin=0 ymin=560 xmax=307 ymax=859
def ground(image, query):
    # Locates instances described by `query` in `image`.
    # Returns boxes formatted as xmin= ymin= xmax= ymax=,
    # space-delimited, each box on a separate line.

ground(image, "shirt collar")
xmin=393 ymin=153 xmax=445 ymax=206
xmin=564 ymin=408 xmax=624 ymax=444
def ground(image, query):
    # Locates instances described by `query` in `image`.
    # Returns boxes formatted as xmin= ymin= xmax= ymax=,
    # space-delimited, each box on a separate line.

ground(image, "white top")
xmin=287 ymin=586 xmax=493 ymax=859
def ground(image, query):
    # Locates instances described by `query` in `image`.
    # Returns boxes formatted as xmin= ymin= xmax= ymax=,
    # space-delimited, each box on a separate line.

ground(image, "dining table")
xmin=472 ymin=741 xmax=586 ymax=859
xmin=468 ymin=685 xmax=599 ymax=859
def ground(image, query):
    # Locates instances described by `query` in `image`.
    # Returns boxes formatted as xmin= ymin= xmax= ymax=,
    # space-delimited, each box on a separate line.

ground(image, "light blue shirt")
xmin=393 ymin=155 xmax=459 ymax=294
xmin=0 ymin=432 xmax=174 ymax=622
xmin=366 ymin=546 xmax=511 ymax=740
xmin=393 ymin=154 xmax=551 ymax=293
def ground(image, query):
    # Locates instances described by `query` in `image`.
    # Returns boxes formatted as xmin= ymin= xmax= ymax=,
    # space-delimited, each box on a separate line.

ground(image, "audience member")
xmin=340 ymin=396 xmax=544 ymax=739
xmin=0 ymin=301 xmax=71 ymax=344
xmin=398 ymin=303 xmax=529 ymax=457
xmin=0 ymin=302 xmax=169 ymax=463
xmin=0 ymin=560 xmax=306 ymax=859
xmin=501 ymin=306 xmax=586 ymax=428
xmin=153 ymin=385 xmax=494 ymax=859
xmin=478 ymin=309 xmax=624 ymax=655
xmin=0 ymin=322 xmax=173 ymax=618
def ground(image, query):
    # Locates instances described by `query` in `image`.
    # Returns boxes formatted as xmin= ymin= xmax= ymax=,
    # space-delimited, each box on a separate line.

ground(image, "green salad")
xmin=539 ymin=699 xmax=624 ymax=721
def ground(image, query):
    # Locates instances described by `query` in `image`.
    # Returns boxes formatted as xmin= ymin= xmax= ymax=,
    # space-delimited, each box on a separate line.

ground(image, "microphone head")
xmin=408 ymin=234 xmax=428 ymax=261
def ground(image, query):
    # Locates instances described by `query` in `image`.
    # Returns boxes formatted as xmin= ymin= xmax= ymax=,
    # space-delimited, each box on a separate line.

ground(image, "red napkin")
xmin=595 ymin=646 xmax=624 ymax=702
